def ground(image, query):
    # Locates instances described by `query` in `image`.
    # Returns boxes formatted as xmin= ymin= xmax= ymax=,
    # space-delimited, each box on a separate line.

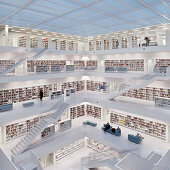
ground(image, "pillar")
xmin=94 ymin=39 xmax=96 ymax=51
xmin=109 ymin=37 xmax=112 ymax=50
xmin=26 ymin=35 xmax=30 ymax=49
xmin=48 ymin=37 xmax=52 ymax=49
xmin=74 ymin=40 xmax=77 ymax=51
xmin=5 ymin=25 xmax=8 ymax=46
xmin=38 ymin=37 xmax=42 ymax=48
xmin=166 ymin=30 xmax=170 ymax=46
xmin=66 ymin=39 xmax=69 ymax=51
xmin=127 ymin=34 xmax=132 ymax=48
xmin=57 ymin=39 xmax=60 ymax=50
xmin=118 ymin=36 xmax=122 ymax=49
xmin=101 ymin=39 xmax=104 ymax=51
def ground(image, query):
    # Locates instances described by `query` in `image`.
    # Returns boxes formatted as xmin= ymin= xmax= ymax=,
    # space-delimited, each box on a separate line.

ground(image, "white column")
xmin=144 ymin=59 xmax=148 ymax=73
xmin=74 ymin=40 xmax=77 ymax=51
xmin=66 ymin=39 xmax=69 ymax=51
xmin=109 ymin=37 xmax=112 ymax=50
xmin=57 ymin=39 xmax=60 ymax=50
xmin=127 ymin=34 xmax=132 ymax=48
xmin=26 ymin=35 xmax=30 ymax=49
xmin=166 ymin=30 xmax=170 ymax=46
xmin=48 ymin=37 xmax=52 ymax=49
xmin=38 ymin=37 xmax=42 ymax=48
xmin=5 ymin=25 xmax=8 ymax=46
xmin=94 ymin=39 xmax=96 ymax=51
xmin=101 ymin=39 xmax=104 ymax=51
xmin=118 ymin=36 xmax=122 ymax=49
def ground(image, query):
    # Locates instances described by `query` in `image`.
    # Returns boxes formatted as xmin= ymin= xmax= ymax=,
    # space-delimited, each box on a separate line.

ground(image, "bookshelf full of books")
xmin=6 ymin=115 xmax=47 ymax=141
xmin=42 ymin=38 xmax=48 ymax=49
xmin=19 ymin=36 xmax=27 ymax=47
xmin=30 ymin=37 xmax=38 ymax=48
xmin=86 ymin=104 xmax=102 ymax=119
xmin=86 ymin=60 xmax=98 ymax=70
xmin=61 ymin=81 xmax=85 ymax=94
xmin=112 ymin=39 xmax=119 ymax=49
xmin=96 ymin=40 xmax=101 ymax=50
xmin=74 ymin=60 xmax=85 ymax=70
xmin=132 ymin=36 xmax=137 ymax=48
xmin=104 ymin=40 xmax=109 ymax=50
xmin=110 ymin=110 xmax=167 ymax=140
xmin=86 ymin=80 xmax=109 ymax=93
xmin=0 ymin=84 xmax=52 ymax=105
xmin=154 ymin=59 xmax=170 ymax=74
xmin=69 ymin=41 xmax=74 ymax=51
xmin=122 ymin=87 xmax=170 ymax=101
xmin=0 ymin=60 xmax=15 ymax=73
xmin=89 ymin=41 xmax=94 ymax=51
xmin=122 ymin=38 xmax=127 ymax=48
xmin=105 ymin=60 xmax=144 ymax=71
xmin=27 ymin=60 xmax=66 ymax=73
xmin=60 ymin=40 xmax=66 ymax=50
xmin=70 ymin=104 xmax=85 ymax=119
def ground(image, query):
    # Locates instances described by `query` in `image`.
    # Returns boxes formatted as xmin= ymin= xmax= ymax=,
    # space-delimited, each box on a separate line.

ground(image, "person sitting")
xmin=117 ymin=126 xmax=121 ymax=134
xmin=136 ymin=133 xmax=144 ymax=140
xmin=112 ymin=128 xmax=116 ymax=133
xmin=104 ymin=122 xmax=110 ymax=131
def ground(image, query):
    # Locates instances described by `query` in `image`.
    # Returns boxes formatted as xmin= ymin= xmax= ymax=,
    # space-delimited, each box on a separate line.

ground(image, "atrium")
xmin=0 ymin=0 xmax=170 ymax=170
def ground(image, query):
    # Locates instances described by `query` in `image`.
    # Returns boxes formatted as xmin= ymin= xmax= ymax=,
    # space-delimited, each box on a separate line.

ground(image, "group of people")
xmin=104 ymin=122 xmax=121 ymax=134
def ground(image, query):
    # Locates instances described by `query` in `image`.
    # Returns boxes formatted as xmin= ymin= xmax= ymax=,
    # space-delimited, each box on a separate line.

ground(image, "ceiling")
xmin=0 ymin=0 xmax=169 ymax=36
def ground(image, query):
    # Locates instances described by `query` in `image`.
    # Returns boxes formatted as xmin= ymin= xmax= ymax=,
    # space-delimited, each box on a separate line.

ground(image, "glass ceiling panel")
xmin=0 ymin=3 xmax=18 ymax=11
xmin=47 ymin=0 xmax=82 ymax=9
xmin=73 ymin=0 xmax=98 ymax=4
xmin=27 ymin=4 xmax=65 ymax=16
xmin=64 ymin=7 xmax=100 ymax=19
xmin=138 ymin=8 xmax=161 ymax=18
xmin=0 ymin=0 xmax=26 ymax=6
xmin=0 ymin=0 xmax=169 ymax=36
xmin=115 ymin=0 xmax=144 ymax=8
xmin=90 ymin=2 xmax=119 ymax=15
xmin=138 ymin=0 xmax=162 ymax=5
xmin=152 ymin=4 xmax=170 ymax=15
xmin=102 ymin=0 xmax=133 ymax=13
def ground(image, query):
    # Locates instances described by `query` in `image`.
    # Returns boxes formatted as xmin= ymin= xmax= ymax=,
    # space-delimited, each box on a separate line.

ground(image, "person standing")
xmin=40 ymin=89 xmax=43 ymax=101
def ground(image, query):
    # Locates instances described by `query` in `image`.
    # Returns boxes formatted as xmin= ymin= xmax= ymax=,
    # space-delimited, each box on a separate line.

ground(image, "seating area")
xmin=22 ymin=101 xmax=34 ymax=108
xmin=101 ymin=124 xmax=121 ymax=136
xmin=0 ymin=103 xmax=13 ymax=112
xmin=128 ymin=133 xmax=143 ymax=144
xmin=83 ymin=120 xmax=97 ymax=127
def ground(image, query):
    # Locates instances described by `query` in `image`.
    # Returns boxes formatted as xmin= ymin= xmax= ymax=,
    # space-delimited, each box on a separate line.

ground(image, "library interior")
xmin=0 ymin=0 xmax=170 ymax=170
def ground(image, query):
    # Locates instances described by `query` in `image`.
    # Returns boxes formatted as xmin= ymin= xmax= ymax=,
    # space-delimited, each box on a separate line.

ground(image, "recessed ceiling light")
xmin=20 ymin=28 xmax=26 ymax=30
xmin=26 ymin=32 xmax=31 ymax=34
xmin=47 ymin=35 xmax=51 ymax=36
xmin=15 ymin=31 xmax=21 ymax=33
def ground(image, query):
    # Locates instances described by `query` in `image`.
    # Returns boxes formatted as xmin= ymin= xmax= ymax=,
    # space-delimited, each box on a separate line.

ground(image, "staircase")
xmin=107 ymin=73 xmax=158 ymax=99
xmin=11 ymin=102 xmax=69 ymax=157
xmin=0 ymin=48 xmax=47 ymax=77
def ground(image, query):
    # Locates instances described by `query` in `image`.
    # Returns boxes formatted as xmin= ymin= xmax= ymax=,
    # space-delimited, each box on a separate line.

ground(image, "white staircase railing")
xmin=0 ymin=48 xmax=47 ymax=77
xmin=107 ymin=73 xmax=159 ymax=99
xmin=11 ymin=99 xmax=69 ymax=158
